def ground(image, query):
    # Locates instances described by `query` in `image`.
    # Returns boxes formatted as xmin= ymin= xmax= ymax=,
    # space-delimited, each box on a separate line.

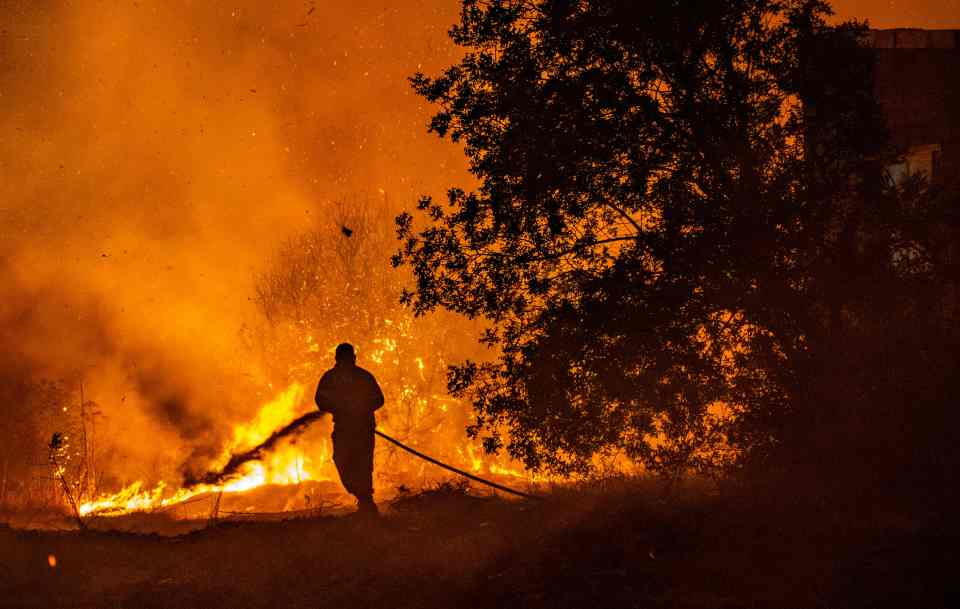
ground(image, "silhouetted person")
xmin=314 ymin=343 xmax=384 ymax=515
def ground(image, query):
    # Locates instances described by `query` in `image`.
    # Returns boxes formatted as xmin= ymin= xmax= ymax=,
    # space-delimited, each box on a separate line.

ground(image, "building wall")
xmin=869 ymin=29 xmax=960 ymax=184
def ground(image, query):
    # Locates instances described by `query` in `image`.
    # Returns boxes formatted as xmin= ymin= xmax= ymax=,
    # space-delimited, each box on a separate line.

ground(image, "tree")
xmin=394 ymin=0 xmax=905 ymax=478
xmin=247 ymin=194 xmax=406 ymax=388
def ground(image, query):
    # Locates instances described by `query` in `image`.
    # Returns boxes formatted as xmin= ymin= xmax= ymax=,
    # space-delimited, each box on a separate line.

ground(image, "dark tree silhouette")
xmin=394 ymin=0 xmax=954 ymax=484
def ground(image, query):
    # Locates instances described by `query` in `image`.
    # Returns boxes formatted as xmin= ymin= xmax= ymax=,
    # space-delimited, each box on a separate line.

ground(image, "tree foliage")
xmin=394 ymin=0 xmax=956 ymax=482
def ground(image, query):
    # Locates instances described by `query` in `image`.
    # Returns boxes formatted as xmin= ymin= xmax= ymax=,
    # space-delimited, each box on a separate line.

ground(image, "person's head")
xmin=335 ymin=342 xmax=356 ymax=366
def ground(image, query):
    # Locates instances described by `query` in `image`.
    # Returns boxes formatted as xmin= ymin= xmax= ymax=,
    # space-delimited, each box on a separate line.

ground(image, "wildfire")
xmin=77 ymin=374 xmax=542 ymax=519
xmin=79 ymin=382 xmax=329 ymax=516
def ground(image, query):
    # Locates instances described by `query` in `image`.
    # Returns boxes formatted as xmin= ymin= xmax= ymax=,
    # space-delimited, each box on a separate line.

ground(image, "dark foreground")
xmin=1 ymin=481 xmax=956 ymax=609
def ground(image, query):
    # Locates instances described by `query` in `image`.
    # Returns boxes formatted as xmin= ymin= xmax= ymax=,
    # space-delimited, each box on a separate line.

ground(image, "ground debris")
xmin=0 ymin=482 xmax=956 ymax=609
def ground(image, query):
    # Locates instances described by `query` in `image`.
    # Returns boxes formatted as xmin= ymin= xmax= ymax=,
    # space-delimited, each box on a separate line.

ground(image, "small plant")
xmin=431 ymin=480 xmax=470 ymax=497
xmin=48 ymin=432 xmax=85 ymax=530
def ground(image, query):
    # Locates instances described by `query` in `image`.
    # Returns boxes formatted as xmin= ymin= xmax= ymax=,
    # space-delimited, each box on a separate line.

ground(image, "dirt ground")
xmin=1 ymin=481 xmax=956 ymax=609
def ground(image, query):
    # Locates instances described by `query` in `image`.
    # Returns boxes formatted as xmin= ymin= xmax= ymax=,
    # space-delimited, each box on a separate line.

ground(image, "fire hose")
xmin=190 ymin=410 xmax=542 ymax=500
xmin=374 ymin=429 xmax=543 ymax=500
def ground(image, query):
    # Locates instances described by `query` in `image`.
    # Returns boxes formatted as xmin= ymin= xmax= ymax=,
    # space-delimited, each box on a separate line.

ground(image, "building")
xmin=869 ymin=29 xmax=960 ymax=185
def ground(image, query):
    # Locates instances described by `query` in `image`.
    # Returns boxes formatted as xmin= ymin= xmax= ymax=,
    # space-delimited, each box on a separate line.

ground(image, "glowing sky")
xmin=832 ymin=0 xmax=960 ymax=28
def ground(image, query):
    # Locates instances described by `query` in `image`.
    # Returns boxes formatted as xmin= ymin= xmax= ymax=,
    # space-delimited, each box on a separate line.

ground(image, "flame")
xmin=230 ymin=383 xmax=304 ymax=450
xmin=488 ymin=464 xmax=528 ymax=478
xmin=79 ymin=382 xmax=329 ymax=516
xmin=78 ymin=364 xmax=547 ymax=519
xmin=457 ymin=445 xmax=485 ymax=474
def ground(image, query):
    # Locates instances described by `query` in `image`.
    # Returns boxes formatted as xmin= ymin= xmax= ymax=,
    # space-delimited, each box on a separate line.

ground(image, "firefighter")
xmin=314 ymin=342 xmax=384 ymax=515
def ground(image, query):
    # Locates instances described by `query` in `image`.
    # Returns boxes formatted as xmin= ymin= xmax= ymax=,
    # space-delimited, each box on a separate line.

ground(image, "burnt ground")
xmin=0 ymin=481 xmax=957 ymax=609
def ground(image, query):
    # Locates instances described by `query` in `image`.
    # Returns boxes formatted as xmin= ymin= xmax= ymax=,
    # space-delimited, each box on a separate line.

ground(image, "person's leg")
xmin=356 ymin=493 xmax=378 ymax=515
xmin=334 ymin=428 xmax=377 ymax=513
xmin=354 ymin=431 xmax=377 ymax=514
xmin=332 ymin=430 xmax=357 ymax=497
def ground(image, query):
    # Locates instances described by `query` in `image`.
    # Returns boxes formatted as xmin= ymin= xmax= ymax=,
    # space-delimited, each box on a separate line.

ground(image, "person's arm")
xmin=315 ymin=372 xmax=335 ymax=413
xmin=368 ymin=372 xmax=385 ymax=412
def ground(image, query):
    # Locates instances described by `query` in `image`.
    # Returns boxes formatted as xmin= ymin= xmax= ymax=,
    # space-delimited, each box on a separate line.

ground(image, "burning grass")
xmin=72 ymin=380 xmax=545 ymax=522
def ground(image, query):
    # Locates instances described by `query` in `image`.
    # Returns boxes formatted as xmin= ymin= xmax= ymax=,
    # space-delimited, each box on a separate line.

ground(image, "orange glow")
xmin=2 ymin=0 xmax=951 ymax=523
xmin=0 ymin=2 xmax=604 ymax=522
xmin=830 ymin=0 xmax=960 ymax=29
xmin=78 ymin=374 xmax=541 ymax=518
xmin=78 ymin=382 xmax=332 ymax=516
xmin=47 ymin=555 xmax=57 ymax=568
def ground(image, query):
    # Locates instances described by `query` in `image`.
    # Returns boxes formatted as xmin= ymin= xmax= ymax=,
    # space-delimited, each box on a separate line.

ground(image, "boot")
xmin=357 ymin=494 xmax=379 ymax=517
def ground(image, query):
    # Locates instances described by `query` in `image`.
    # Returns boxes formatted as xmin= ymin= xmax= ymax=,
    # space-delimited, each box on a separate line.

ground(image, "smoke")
xmin=0 ymin=0 xmax=469 ymax=486
xmin=0 ymin=267 xmax=257 ymax=482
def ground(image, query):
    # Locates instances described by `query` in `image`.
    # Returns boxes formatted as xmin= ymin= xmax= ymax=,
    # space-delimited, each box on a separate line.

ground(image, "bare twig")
xmin=48 ymin=433 xmax=85 ymax=530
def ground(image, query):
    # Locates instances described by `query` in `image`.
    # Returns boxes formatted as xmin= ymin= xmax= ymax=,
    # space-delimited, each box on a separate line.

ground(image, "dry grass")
xmin=0 ymin=479 xmax=955 ymax=609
